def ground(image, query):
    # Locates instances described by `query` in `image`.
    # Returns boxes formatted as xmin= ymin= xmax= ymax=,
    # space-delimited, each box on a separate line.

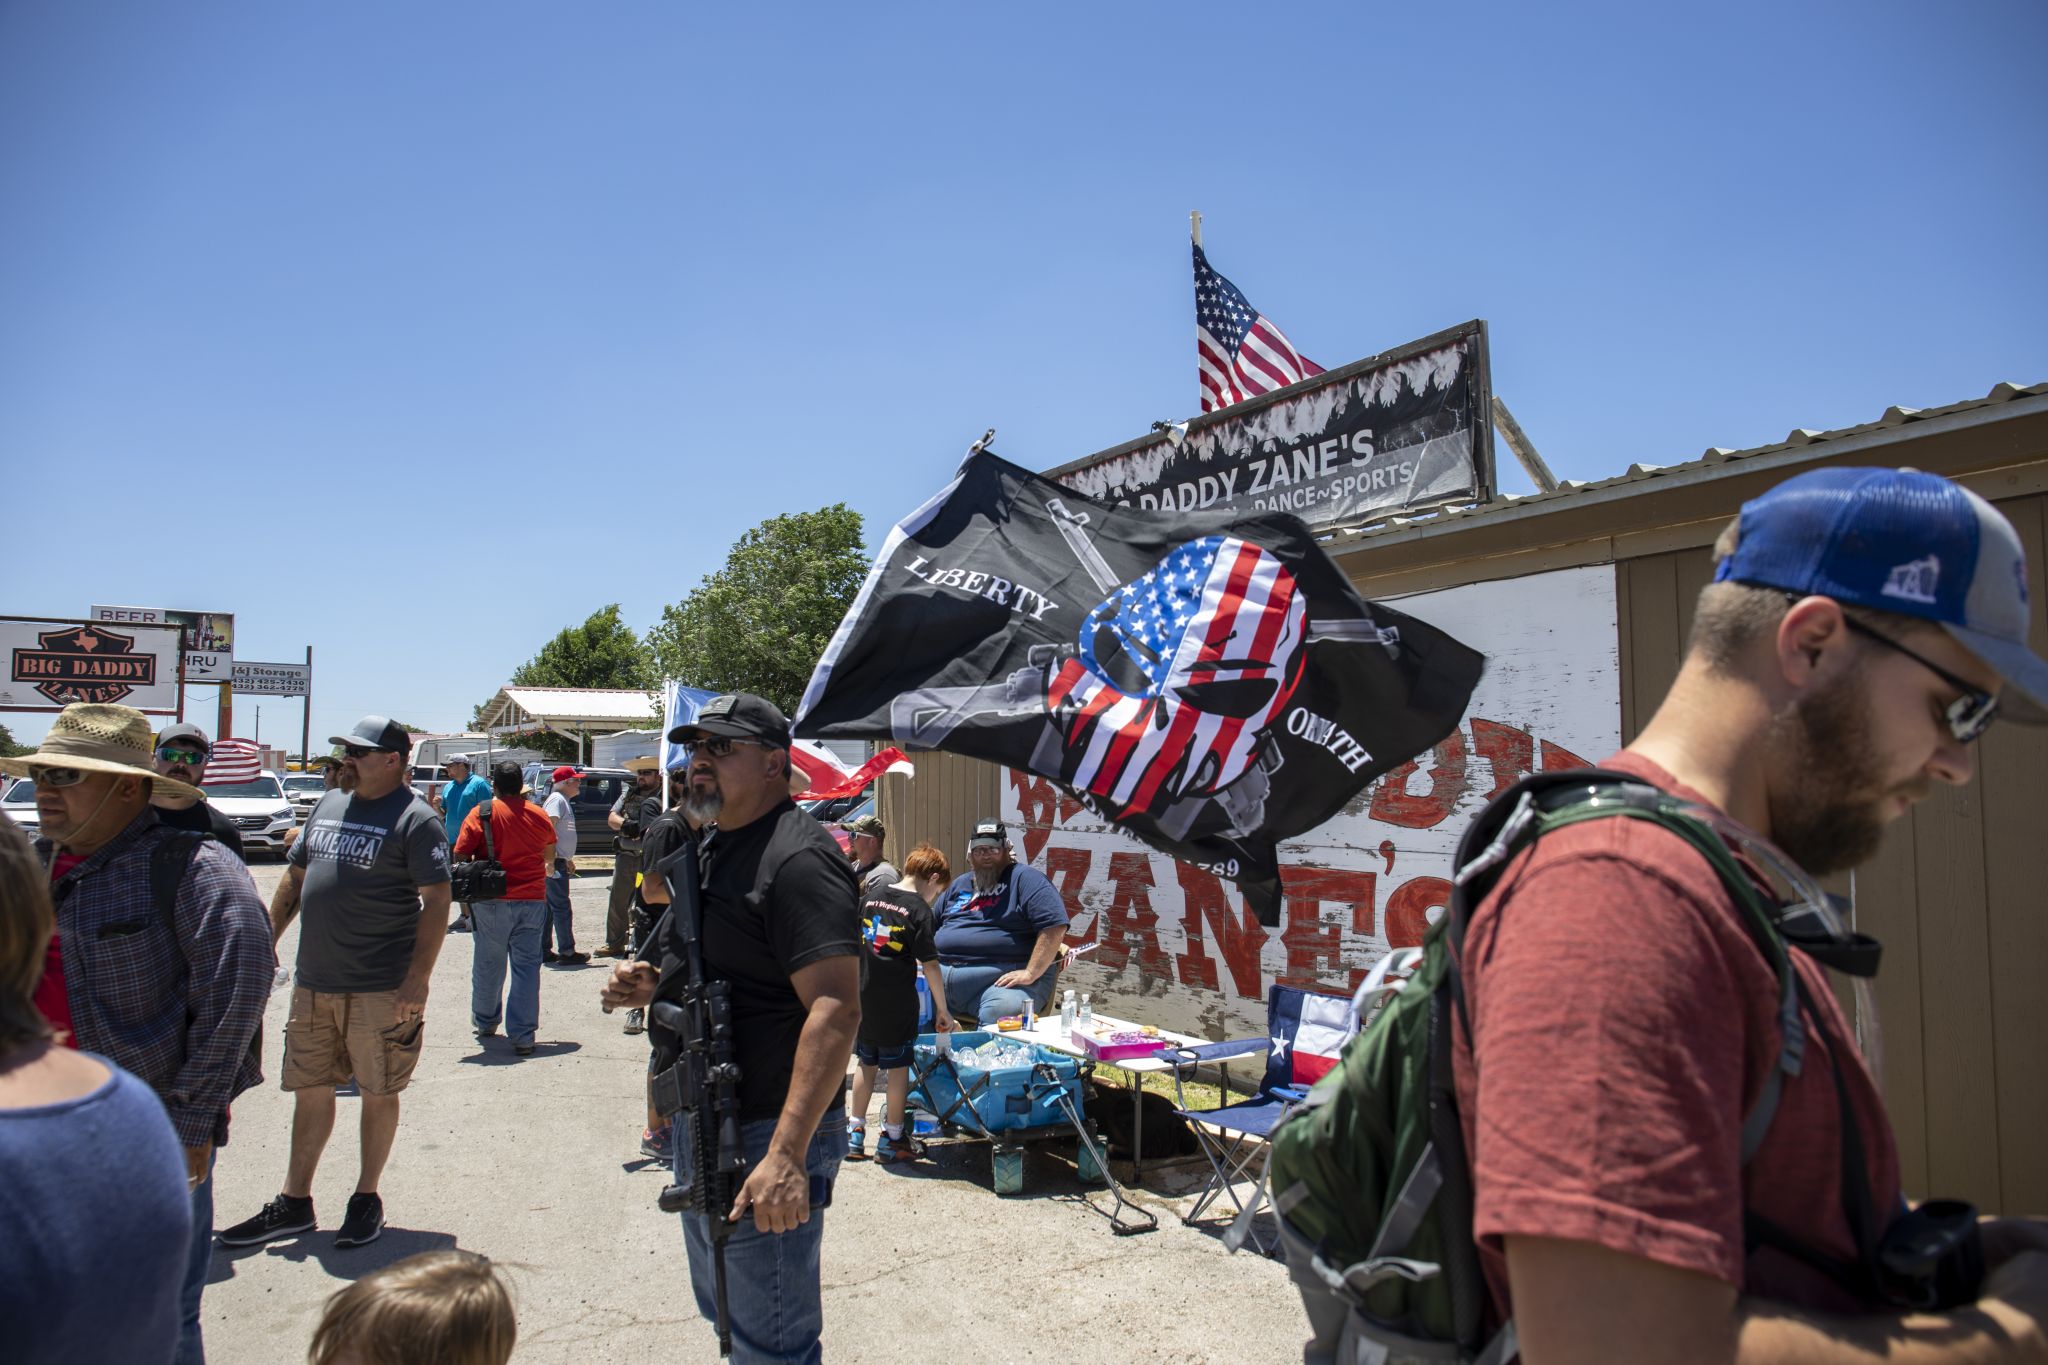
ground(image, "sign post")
xmin=302 ymin=645 xmax=312 ymax=770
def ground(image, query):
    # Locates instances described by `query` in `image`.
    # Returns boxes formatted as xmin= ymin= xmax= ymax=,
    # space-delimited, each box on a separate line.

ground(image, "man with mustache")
xmin=933 ymin=820 xmax=1067 ymax=1026
xmin=601 ymin=693 xmax=860 ymax=1362
xmin=149 ymin=724 xmax=246 ymax=861
xmin=1453 ymin=468 xmax=2048 ymax=1364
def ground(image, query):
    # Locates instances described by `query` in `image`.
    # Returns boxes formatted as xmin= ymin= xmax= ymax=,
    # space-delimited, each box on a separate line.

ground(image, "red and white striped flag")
xmin=202 ymin=738 xmax=262 ymax=785
xmin=1194 ymin=243 xmax=1322 ymax=413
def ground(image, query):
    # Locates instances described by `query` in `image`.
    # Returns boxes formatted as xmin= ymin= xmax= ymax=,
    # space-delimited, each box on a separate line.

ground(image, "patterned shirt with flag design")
xmin=1194 ymin=243 xmax=1322 ymax=412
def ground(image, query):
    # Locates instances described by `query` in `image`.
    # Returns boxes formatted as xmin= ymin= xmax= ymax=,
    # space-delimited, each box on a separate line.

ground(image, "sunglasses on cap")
xmin=29 ymin=766 xmax=89 ymax=788
xmin=156 ymin=746 xmax=209 ymax=766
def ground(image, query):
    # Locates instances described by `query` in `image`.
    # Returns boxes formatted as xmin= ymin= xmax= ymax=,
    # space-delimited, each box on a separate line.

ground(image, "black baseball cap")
xmin=155 ymin=723 xmax=212 ymax=751
xmin=329 ymin=715 xmax=413 ymax=754
xmin=667 ymin=692 xmax=792 ymax=748
xmin=970 ymin=820 xmax=1007 ymax=848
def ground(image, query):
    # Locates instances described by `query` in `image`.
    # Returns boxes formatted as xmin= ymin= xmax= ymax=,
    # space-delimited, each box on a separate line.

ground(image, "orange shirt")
xmin=455 ymin=797 xmax=558 ymax=901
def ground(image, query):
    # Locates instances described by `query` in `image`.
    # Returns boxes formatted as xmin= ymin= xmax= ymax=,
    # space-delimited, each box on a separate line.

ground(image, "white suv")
xmin=204 ymin=771 xmax=299 ymax=858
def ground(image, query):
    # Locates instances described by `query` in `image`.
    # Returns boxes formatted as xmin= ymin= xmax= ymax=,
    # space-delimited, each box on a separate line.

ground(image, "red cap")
xmin=552 ymin=766 xmax=580 ymax=782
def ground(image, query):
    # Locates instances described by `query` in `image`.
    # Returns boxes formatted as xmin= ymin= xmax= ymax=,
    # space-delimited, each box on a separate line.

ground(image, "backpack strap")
xmin=152 ymin=829 xmax=209 ymax=933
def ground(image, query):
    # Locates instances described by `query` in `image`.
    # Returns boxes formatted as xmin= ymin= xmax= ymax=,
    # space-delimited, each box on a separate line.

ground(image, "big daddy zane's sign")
xmin=0 ymin=620 xmax=183 ymax=713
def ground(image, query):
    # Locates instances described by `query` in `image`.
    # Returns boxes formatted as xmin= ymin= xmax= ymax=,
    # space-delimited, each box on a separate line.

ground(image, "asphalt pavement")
xmin=205 ymin=859 xmax=1307 ymax=1364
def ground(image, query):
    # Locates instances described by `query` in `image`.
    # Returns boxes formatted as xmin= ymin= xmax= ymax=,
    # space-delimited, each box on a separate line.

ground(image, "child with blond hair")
xmin=308 ymin=1249 xmax=515 ymax=1365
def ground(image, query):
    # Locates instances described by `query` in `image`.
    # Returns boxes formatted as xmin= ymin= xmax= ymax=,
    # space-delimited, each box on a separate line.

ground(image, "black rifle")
xmin=646 ymin=836 xmax=746 ymax=1357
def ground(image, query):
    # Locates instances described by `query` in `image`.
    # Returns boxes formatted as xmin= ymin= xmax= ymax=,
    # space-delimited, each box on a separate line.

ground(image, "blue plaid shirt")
xmin=42 ymin=810 xmax=275 ymax=1147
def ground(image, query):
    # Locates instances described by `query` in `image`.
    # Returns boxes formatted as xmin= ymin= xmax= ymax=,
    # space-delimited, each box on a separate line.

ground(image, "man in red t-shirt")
xmin=453 ymin=761 xmax=557 ymax=1057
xmin=1459 ymin=467 xmax=2048 ymax=1362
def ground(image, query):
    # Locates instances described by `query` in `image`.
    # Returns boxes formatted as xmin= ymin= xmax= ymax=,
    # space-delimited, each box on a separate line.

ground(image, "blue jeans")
xmin=673 ymin=1107 xmax=846 ymax=1364
xmin=541 ymin=860 xmax=576 ymax=954
xmin=177 ymin=1154 xmax=214 ymax=1365
xmin=470 ymin=898 xmax=545 ymax=1045
xmin=940 ymin=961 xmax=1060 ymax=1025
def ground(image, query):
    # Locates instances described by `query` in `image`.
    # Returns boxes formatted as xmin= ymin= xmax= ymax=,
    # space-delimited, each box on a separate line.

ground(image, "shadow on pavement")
xmin=457 ymin=1040 xmax=583 ymax=1067
xmin=211 ymin=1225 xmax=460 ymax=1285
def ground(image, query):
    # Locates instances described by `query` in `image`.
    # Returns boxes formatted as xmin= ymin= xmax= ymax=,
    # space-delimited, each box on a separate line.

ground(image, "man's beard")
xmin=1768 ymin=674 xmax=1923 ymax=876
xmin=683 ymin=788 xmax=723 ymax=825
xmin=972 ymin=863 xmax=1004 ymax=892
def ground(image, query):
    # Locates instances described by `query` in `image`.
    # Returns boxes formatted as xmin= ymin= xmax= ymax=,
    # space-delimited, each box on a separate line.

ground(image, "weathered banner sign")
xmin=1006 ymin=563 xmax=1620 ymax=1039
xmin=1 ymin=618 xmax=184 ymax=714
xmin=1048 ymin=320 xmax=1493 ymax=534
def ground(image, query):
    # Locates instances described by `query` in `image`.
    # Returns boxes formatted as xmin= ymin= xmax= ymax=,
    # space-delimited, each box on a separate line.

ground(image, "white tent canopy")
xmin=474 ymin=686 xmax=660 ymax=764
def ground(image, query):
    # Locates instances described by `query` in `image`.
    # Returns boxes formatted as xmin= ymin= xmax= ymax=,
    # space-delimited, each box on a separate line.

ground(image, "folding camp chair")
xmin=1166 ymin=983 xmax=1360 ymax=1254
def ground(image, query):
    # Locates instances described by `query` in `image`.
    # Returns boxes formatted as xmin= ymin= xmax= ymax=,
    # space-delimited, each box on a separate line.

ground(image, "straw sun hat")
xmin=0 ymin=703 xmax=201 ymax=800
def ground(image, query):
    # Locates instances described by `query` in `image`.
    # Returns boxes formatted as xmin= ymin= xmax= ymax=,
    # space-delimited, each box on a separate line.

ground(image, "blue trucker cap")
xmin=1715 ymin=466 xmax=2048 ymax=721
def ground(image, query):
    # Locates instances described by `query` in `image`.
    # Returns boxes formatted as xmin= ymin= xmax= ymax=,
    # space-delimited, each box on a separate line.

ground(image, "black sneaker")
xmin=555 ymin=950 xmax=590 ymax=966
xmin=218 ymin=1194 xmax=315 ymax=1247
xmin=542 ymin=950 xmax=559 ymax=964
xmin=334 ymin=1192 xmax=384 ymax=1248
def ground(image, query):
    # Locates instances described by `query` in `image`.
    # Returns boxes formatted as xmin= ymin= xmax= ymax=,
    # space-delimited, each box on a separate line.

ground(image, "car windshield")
xmin=2 ymin=778 xmax=30 ymax=803
xmin=283 ymin=776 xmax=325 ymax=793
xmin=206 ymin=777 xmax=284 ymax=800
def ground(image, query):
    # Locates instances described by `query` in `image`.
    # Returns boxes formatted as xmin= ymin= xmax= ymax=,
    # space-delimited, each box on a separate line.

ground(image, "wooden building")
xmin=879 ymin=381 xmax=2048 ymax=1214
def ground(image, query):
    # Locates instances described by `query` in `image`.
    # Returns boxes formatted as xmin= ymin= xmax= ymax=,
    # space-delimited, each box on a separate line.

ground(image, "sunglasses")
xmin=156 ymin=746 xmax=209 ymax=765
xmin=693 ymin=737 xmax=773 ymax=759
xmin=1841 ymin=617 xmax=1999 ymax=743
xmin=29 ymin=766 xmax=89 ymax=789
xmin=341 ymin=744 xmax=393 ymax=760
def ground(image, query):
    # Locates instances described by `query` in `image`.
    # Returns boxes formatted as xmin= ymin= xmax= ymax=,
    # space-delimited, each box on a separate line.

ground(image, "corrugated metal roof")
xmin=481 ymin=686 xmax=660 ymax=727
xmin=1326 ymin=381 xmax=2048 ymax=547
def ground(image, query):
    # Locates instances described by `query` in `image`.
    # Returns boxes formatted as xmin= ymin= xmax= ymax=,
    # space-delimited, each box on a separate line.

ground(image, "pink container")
xmin=1076 ymin=1030 xmax=1172 ymax=1062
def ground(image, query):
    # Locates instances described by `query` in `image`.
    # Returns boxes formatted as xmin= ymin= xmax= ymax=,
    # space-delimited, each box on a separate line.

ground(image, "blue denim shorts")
xmin=853 ymin=1038 xmax=915 ymax=1069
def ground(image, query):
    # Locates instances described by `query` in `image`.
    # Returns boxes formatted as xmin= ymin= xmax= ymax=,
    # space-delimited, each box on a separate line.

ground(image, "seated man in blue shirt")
xmin=934 ymin=821 xmax=1068 ymax=1025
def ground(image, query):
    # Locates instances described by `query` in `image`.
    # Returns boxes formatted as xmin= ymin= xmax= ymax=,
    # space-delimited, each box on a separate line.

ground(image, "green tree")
xmin=472 ymin=605 xmax=658 ymax=761
xmin=0 ymin=724 xmax=28 ymax=758
xmin=647 ymin=505 xmax=868 ymax=715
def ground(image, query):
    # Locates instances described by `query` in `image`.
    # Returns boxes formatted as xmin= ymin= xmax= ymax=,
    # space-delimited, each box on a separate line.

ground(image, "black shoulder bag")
xmin=450 ymin=800 xmax=509 ymax=903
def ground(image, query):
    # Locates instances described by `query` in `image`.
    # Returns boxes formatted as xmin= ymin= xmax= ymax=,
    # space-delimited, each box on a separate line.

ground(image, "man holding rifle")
xmin=600 ymin=693 xmax=861 ymax=1363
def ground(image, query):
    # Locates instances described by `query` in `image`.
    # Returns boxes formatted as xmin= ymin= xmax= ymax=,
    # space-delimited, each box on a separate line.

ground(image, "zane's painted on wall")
xmin=1008 ymin=563 xmax=1623 ymax=1037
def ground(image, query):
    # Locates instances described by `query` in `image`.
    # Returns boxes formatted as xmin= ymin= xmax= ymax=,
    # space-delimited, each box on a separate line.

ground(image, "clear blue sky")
xmin=4 ymin=1 xmax=2043 ymax=750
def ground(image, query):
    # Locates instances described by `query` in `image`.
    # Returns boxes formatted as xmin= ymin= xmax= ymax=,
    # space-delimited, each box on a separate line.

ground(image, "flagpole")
xmin=1189 ymin=210 xmax=1202 ymax=247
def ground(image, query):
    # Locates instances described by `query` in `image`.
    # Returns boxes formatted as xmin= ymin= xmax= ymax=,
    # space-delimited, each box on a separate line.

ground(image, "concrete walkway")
xmin=204 ymin=862 xmax=1307 ymax=1363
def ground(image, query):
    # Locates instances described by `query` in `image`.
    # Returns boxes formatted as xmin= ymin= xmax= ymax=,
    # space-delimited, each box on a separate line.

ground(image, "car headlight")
xmin=270 ymin=808 xmax=295 ymax=825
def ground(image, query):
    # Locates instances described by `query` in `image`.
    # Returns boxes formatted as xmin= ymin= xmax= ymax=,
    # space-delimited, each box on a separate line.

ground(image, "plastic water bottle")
xmin=1078 ymin=993 xmax=1093 ymax=1030
xmin=915 ymin=974 xmax=933 ymax=1029
xmin=936 ymin=1029 xmax=952 ymax=1059
xmin=1021 ymin=994 xmax=1035 ymax=1030
xmin=1060 ymin=990 xmax=1077 ymax=1031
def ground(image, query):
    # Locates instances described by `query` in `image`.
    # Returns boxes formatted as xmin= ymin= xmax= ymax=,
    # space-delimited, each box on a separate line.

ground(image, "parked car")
xmin=523 ymin=765 xmax=632 ymax=854
xmin=2 ymin=777 xmax=36 ymax=840
xmin=805 ymin=792 xmax=874 ymax=855
xmin=203 ymin=771 xmax=299 ymax=859
xmin=282 ymin=772 xmax=327 ymax=817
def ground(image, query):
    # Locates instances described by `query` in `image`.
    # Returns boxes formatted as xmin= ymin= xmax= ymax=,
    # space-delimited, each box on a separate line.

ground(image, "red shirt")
xmin=455 ymin=797 xmax=558 ymax=901
xmin=1453 ymin=752 xmax=1901 ymax=1317
xmin=35 ymin=853 xmax=86 ymax=1045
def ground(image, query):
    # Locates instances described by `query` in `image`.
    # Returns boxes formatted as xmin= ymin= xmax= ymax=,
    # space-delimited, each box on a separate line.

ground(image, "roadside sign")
xmin=91 ymin=605 xmax=235 ymax=681
xmin=232 ymin=660 xmax=311 ymax=697
xmin=2 ymin=617 xmax=183 ymax=713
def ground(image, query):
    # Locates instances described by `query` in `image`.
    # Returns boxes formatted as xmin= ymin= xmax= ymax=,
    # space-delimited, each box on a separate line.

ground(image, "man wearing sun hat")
xmin=2 ymin=702 xmax=274 ymax=1365
xmin=1436 ymin=466 xmax=2048 ymax=1364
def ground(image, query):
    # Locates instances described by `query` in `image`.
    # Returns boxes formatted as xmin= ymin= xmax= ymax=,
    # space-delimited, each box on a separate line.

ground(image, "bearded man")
xmin=1440 ymin=467 xmax=2048 ymax=1365
xmin=932 ymin=819 xmax=1068 ymax=1026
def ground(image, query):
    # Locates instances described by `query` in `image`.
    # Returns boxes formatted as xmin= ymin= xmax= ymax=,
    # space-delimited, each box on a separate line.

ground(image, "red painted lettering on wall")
xmin=1368 ymin=729 xmax=1469 ymax=829
xmin=1007 ymin=770 xmax=1082 ymax=862
xmin=1099 ymin=852 xmax=1171 ymax=980
xmin=1277 ymin=865 xmax=1379 ymax=990
xmin=1541 ymin=739 xmax=1592 ymax=772
xmin=1044 ymin=846 xmax=1096 ymax=948
xmin=1385 ymin=876 xmax=1452 ymax=950
xmin=1173 ymin=863 xmax=1268 ymax=998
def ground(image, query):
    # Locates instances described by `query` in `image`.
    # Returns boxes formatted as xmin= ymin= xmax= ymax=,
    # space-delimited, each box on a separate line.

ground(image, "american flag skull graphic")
xmin=1046 ymin=535 xmax=1306 ymax=814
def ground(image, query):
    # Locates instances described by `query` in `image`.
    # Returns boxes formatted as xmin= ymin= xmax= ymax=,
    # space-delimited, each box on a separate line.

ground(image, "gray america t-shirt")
xmin=289 ymin=786 xmax=451 ymax=992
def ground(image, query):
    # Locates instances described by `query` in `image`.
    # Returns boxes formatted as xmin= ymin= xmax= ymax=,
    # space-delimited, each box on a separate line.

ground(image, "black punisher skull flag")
xmin=794 ymin=449 xmax=1484 ymax=925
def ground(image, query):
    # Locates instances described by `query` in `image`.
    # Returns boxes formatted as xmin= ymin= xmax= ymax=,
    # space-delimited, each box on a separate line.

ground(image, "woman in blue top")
xmin=0 ymin=816 xmax=193 ymax=1364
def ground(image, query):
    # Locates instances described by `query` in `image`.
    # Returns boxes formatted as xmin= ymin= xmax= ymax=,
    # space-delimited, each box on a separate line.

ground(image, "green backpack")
xmin=1254 ymin=768 xmax=1854 ymax=1365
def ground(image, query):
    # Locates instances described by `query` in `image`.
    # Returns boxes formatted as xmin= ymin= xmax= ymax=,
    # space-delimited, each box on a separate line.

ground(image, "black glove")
xmin=620 ymin=817 xmax=643 ymax=839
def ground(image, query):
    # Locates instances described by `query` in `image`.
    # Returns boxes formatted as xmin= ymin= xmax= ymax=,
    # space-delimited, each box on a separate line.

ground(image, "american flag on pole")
xmin=202 ymin=738 xmax=262 ymax=785
xmin=1194 ymin=243 xmax=1322 ymax=413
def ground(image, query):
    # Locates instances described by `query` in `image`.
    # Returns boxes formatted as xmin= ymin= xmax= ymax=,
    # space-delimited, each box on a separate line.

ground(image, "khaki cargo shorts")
xmin=281 ymin=987 xmax=424 ymax=1096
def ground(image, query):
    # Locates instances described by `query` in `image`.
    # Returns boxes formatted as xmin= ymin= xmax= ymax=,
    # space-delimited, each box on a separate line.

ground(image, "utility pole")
xmin=300 ymin=645 xmax=313 ymax=771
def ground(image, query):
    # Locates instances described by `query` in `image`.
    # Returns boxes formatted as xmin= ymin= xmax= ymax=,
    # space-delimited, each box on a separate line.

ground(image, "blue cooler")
xmin=909 ymin=1032 xmax=1083 ymax=1136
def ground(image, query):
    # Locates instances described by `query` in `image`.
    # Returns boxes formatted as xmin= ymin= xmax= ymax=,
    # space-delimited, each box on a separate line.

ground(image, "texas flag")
xmin=1270 ymin=989 xmax=1359 ymax=1086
